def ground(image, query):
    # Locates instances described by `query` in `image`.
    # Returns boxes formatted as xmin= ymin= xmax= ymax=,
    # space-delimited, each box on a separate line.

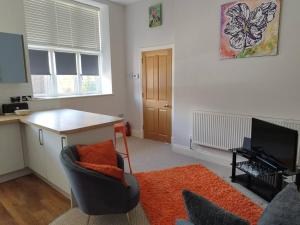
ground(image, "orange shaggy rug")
xmin=135 ymin=165 xmax=263 ymax=225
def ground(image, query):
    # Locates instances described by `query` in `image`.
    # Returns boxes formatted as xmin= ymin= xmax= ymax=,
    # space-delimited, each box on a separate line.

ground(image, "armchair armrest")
xmin=176 ymin=219 xmax=194 ymax=225
xmin=117 ymin=153 xmax=124 ymax=170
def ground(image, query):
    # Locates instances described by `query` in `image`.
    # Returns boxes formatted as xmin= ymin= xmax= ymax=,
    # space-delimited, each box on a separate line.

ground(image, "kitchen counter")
xmin=0 ymin=109 xmax=123 ymax=197
xmin=0 ymin=115 xmax=23 ymax=125
xmin=22 ymin=109 xmax=123 ymax=135
xmin=0 ymin=109 xmax=123 ymax=135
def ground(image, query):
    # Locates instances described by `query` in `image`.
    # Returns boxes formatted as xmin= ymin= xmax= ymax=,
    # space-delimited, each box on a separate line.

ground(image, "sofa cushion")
xmin=76 ymin=161 xmax=128 ymax=187
xmin=257 ymin=183 xmax=300 ymax=225
xmin=77 ymin=140 xmax=117 ymax=166
xmin=182 ymin=190 xmax=250 ymax=225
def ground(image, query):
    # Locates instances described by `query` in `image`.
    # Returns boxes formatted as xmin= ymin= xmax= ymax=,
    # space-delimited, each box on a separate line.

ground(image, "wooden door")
xmin=142 ymin=49 xmax=172 ymax=143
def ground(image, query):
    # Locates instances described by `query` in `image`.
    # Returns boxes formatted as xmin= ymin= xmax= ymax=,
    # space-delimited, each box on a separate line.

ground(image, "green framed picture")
xmin=149 ymin=4 xmax=162 ymax=28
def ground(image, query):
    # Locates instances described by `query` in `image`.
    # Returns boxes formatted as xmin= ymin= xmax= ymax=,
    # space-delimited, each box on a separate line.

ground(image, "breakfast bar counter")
xmin=0 ymin=109 xmax=123 ymax=134
xmin=16 ymin=109 xmax=123 ymax=197
xmin=20 ymin=109 xmax=123 ymax=135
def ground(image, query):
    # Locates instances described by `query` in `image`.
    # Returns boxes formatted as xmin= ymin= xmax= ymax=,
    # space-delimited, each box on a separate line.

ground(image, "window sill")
xmin=33 ymin=93 xmax=114 ymax=101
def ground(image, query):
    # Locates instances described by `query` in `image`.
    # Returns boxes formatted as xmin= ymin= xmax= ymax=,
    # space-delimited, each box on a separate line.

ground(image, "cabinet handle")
xmin=61 ymin=137 xmax=66 ymax=150
xmin=38 ymin=129 xmax=44 ymax=146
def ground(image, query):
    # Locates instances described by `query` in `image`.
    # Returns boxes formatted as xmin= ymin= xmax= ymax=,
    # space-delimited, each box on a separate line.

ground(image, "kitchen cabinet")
xmin=24 ymin=125 xmax=46 ymax=178
xmin=22 ymin=109 xmax=121 ymax=196
xmin=24 ymin=125 xmax=70 ymax=193
xmin=43 ymin=129 xmax=69 ymax=193
xmin=1 ymin=109 xmax=121 ymax=197
xmin=0 ymin=123 xmax=24 ymax=175
xmin=24 ymin=124 xmax=115 ymax=195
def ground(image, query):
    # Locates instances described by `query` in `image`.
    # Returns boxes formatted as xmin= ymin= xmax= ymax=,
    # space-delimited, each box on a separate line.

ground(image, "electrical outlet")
xmin=22 ymin=96 xmax=27 ymax=102
xmin=21 ymin=95 xmax=32 ymax=102
xmin=129 ymin=73 xmax=140 ymax=79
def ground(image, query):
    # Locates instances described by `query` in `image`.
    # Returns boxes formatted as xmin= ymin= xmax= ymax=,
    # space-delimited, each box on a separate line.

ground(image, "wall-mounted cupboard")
xmin=0 ymin=32 xmax=27 ymax=83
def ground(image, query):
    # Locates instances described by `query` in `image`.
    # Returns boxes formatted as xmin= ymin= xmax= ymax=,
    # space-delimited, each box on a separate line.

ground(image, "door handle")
xmin=164 ymin=104 xmax=171 ymax=108
xmin=61 ymin=137 xmax=67 ymax=150
xmin=38 ymin=129 xmax=44 ymax=146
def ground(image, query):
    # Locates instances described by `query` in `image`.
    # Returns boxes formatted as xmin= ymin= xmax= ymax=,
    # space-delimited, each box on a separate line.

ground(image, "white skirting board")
xmin=171 ymin=143 xmax=233 ymax=167
xmin=131 ymin=129 xmax=144 ymax=139
xmin=0 ymin=168 xmax=32 ymax=184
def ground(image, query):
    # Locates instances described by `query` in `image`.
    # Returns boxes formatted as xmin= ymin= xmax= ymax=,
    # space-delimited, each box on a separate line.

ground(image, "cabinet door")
xmin=24 ymin=125 xmax=47 ymax=178
xmin=0 ymin=123 xmax=24 ymax=175
xmin=43 ymin=130 xmax=70 ymax=194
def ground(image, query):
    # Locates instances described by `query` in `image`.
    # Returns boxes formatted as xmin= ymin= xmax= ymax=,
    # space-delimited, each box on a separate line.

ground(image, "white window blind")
xmin=24 ymin=0 xmax=101 ymax=51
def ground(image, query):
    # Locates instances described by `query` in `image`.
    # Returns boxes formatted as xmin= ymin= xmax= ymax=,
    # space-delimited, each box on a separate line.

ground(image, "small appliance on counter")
xmin=15 ymin=109 xmax=31 ymax=116
xmin=2 ymin=103 xmax=29 ymax=115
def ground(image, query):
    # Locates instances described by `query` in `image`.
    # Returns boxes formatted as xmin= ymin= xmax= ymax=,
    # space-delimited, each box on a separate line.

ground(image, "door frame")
xmin=139 ymin=44 xmax=175 ymax=143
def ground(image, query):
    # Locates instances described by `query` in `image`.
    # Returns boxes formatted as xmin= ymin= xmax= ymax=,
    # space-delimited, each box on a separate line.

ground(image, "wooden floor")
xmin=0 ymin=175 xmax=70 ymax=225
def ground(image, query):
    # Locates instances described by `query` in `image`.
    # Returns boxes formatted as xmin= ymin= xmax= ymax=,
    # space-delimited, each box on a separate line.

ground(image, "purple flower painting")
xmin=220 ymin=0 xmax=281 ymax=59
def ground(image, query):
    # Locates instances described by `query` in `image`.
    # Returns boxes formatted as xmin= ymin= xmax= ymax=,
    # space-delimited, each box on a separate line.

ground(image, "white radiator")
xmin=192 ymin=111 xmax=300 ymax=163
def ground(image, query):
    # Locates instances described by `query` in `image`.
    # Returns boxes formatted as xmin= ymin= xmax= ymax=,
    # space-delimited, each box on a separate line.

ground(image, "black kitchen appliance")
xmin=2 ymin=103 xmax=29 ymax=115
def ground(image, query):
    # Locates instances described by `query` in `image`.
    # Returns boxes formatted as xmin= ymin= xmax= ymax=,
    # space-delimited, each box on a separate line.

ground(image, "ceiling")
xmin=109 ymin=0 xmax=143 ymax=5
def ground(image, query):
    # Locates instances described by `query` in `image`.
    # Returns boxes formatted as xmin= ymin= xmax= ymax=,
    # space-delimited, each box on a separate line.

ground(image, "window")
xmin=29 ymin=50 xmax=50 ymax=75
xmin=24 ymin=0 xmax=108 ymax=98
xmin=80 ymin=54 xmax=100 ymax=94
xmin=81 ymin=54 xmax=99 ymax=75
xmin=29 ymin=50 xmax=52 ymax=96
xmin=55 ymin=52 xmax=77 ymax=95
xmin=55 ymin=52 xmax=77 ymax=75
xmin=28 ymin=48 xmax=101 ymax=97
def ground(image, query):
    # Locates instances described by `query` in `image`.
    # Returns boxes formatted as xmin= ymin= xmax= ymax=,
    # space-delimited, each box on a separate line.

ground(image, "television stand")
xmin=231 ymin=148 xmax=300 ymax=202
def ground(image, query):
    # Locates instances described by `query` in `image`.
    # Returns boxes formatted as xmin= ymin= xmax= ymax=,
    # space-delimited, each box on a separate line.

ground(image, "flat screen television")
xmin=251 ymin=118 xmax=298 ymax=172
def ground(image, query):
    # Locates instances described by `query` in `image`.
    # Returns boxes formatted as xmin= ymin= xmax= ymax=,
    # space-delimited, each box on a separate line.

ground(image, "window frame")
xmin=29 ymin=45 xmax=102 ymax=98
xmin=26 ymin=0 xmax=113 ymax=98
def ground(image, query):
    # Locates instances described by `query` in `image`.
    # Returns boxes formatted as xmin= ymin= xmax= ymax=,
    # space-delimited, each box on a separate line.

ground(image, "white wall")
xmin=125 ymin=0 xmax=175 ymax=136
xmin=126 ymin=0 xmax=300 ymax=146
xmin=0 ymin=0 xmax=32 ymax=105
xmin=0 ymin=0 xmax=127 ymax=118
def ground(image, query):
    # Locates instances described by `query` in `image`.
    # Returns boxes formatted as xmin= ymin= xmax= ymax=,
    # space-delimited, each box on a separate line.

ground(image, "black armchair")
xmin=60 ymin=145 xmax=140 ymax=216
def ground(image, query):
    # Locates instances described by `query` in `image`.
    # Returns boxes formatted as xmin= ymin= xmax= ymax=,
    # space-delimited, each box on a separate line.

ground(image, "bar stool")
xmin=114 ymin=122 xmax=133 ymax=174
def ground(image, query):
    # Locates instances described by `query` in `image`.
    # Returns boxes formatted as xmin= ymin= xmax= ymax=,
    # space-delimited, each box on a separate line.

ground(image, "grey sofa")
xmin=177 ymin=190 xmax=249 ymax=225
xmin=60 ymin=145 xmax=140 ymax=216
xmin=177 ymin=183 xmax=300 ymax=225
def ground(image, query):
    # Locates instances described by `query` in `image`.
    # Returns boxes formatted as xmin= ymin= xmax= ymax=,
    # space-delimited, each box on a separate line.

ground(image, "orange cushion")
xmin=77 ymin=140 xmax=117 ymax=166
xmin=76 ymin=161 xmax=127 ymax=187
